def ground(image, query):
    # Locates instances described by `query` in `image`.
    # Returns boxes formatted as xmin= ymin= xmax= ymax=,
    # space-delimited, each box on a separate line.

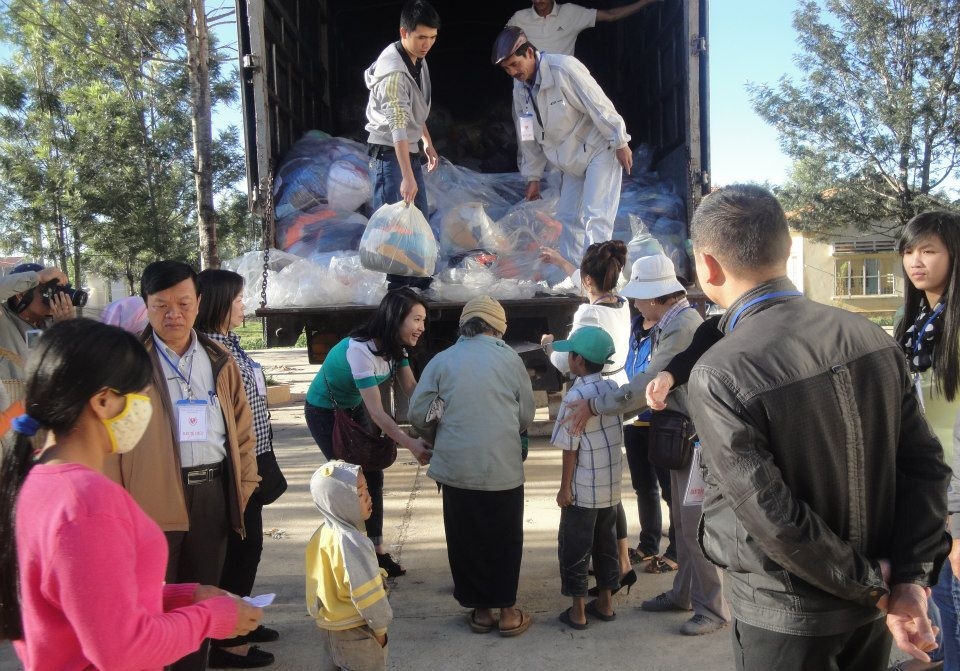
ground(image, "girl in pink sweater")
xmin=0 ymin=318 xmax=263 ymax=670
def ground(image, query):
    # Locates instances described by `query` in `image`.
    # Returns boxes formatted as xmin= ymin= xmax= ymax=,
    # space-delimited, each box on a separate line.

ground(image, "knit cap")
xmin=459 ymin=296 xmax=507 ymax=335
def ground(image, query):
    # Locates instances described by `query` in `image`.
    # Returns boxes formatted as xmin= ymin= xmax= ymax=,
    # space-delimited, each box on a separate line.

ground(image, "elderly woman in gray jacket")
xmin=409 ymin=296 xmax=536 ymax=638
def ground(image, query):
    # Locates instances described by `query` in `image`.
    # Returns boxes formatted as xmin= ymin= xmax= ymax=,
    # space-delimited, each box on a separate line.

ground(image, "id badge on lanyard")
xmin=252 ymin=362 xmax=267 ymax=397
xmin=519 ymin=113 xmax=535 ymax=142
xmin=913 ymin=372 xmax=926 ymax=412
xmin=177 ymin=398 xmax=209 ymax=442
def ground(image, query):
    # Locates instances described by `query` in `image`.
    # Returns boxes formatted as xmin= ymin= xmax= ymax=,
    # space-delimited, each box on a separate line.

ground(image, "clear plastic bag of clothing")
xmin=359 ymin=202 xmax=439 ymax=277
xmin=439 ymin=201 xmax=511 ymax=256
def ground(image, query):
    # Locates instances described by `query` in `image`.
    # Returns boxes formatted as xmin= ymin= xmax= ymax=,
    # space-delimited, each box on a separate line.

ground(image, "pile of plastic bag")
xmin=246 ymin=131 xmax=689 ymax=307
xmin=273 ymin=131 xmax=373 ymax=260
xmin=223 ymin=249 xmax=387 ymax=313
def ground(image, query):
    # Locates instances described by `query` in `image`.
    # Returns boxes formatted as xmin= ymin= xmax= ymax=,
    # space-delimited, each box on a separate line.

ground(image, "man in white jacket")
xmin=493 ymin=26 xmax=632 ymax=271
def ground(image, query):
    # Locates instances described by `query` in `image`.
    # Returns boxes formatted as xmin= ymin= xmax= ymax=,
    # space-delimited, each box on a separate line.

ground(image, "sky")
xmin=212 ymin=1 xmax=804 ymax=188
xmin=707 ymin=2 xmax=799 ymax=186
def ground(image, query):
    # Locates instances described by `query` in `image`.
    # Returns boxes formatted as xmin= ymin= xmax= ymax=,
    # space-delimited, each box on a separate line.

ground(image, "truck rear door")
xmin=235 ymin=0 xmax=329 ymax=219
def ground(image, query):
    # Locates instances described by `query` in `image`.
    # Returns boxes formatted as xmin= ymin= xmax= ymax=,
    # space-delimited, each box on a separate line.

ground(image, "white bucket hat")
xmin=621 ymin=254 xmax=685 ymax=300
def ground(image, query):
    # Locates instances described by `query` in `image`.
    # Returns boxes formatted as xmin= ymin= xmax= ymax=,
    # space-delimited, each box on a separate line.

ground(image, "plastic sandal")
xmin=467 ymin=609 xmax=497 ymax=634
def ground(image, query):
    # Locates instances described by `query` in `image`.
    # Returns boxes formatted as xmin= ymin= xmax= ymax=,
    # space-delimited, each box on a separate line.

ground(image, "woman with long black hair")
xmin=196 ymin=269 xmax=285 ymax=668
xmin=304 ymin=288 xmax=431 ymax=577
xmin=0 ymin=319 xmax=260 ymax=670
xmin=896 ymin=211 xmax=960 ymax=671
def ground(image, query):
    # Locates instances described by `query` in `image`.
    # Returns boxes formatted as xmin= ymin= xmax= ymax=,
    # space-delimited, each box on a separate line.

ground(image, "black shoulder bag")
xmin=648 ymin=410 xmax=696 ymax=470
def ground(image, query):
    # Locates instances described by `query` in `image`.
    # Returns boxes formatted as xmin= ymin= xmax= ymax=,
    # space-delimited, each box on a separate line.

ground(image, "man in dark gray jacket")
xmin=687 ymin=184 xmax=950 ymax=670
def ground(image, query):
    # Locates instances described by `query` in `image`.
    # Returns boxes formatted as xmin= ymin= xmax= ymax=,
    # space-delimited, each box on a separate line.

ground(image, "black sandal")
xmin=377 ymin=552 xmax=406 ymax=577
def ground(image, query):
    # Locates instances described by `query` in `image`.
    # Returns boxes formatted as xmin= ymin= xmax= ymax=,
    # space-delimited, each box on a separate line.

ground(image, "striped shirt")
xmin=551 ymin=373 xmax=623 ymax=508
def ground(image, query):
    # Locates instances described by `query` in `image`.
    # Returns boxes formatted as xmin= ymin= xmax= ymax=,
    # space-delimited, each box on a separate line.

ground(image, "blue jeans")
xmin=370 ymin=148 xmax=432 ymax=291
xmin=304 ymin=401 xmax=385 ymax=546
xmin=933 ymin=560 xmax=958 ymax=668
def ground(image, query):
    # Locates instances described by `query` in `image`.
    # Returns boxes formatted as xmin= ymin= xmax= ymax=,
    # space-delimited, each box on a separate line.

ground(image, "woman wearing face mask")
xmin=304 ymin=288 xmax=432 ymax=577
xmin=0 ymin=319 xmax=261 ymax=670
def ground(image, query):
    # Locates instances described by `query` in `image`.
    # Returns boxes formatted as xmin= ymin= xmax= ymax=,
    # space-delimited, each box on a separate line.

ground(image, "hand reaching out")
xmin=230 ymin=597 xmax=263 ymax=637
xmin=562 ymin=399 xmax=593 ymax=436
xmin=407 ymin=436 xmax=433 ymax=466
xmin=525 ymin=181 xmax=541 ymax=201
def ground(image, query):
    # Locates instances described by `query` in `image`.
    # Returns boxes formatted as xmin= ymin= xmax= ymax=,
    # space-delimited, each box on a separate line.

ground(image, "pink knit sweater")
xmin=12 ymin=463 xmax=237 ymax=671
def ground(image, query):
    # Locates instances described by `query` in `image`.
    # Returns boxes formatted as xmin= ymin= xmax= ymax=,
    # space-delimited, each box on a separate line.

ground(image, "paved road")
xmin=1 ymin=348 xmax=911 ymax=670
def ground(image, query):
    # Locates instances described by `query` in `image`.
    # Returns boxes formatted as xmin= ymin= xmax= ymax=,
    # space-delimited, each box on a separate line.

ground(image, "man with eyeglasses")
xmin=105 ymin=260 xmax=261 ymax=670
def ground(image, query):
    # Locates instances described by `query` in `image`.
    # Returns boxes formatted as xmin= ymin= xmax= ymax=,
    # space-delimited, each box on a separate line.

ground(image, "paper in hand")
xmin=243 ymin=593 xmax=276 ymax=608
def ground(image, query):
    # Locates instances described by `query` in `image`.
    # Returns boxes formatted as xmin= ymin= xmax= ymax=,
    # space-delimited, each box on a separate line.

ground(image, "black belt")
xmin=368 ymin=143 xmax=421 ymax=159
xmin=182 ymin=462 xmax=223 ymax=485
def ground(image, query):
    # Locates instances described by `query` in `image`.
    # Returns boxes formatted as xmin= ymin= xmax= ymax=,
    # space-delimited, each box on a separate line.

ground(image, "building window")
xmin=835 ymin=255 xmax=900 ymax=296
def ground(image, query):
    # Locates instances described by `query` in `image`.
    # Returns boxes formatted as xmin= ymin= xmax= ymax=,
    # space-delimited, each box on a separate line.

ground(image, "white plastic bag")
xmin=360 ymin=202 xmax=439 ymax=277
xmin=326 ymin=159 xmax=372 ymax=211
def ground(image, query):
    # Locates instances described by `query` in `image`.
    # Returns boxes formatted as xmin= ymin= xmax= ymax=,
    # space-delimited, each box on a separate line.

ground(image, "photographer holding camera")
xmin=0 ymin=263 xmax=82 ymax=400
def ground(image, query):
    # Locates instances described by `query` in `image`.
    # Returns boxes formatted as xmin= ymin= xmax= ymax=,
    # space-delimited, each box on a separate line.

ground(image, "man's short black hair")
xmin=400 ymin=0 xmax=440 ymax=32
xmin=691 ymin=184 xmax=792 ymax=272
xmin=140 ymin=260 xmax=198 ymax=300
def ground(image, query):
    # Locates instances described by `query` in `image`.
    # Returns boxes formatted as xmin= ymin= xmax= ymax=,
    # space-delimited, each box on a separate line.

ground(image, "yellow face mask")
xmin=102 ymin=393 xmax=152 ymax=454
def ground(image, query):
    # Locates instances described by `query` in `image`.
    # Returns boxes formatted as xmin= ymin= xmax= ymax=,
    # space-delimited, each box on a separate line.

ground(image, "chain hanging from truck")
xmin=260 ymin=172 xmax=276 ymax=310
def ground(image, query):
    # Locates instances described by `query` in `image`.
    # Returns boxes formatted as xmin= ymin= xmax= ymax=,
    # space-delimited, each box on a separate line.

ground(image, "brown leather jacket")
xmin=104 ymin=327 xmax=259 ymax=536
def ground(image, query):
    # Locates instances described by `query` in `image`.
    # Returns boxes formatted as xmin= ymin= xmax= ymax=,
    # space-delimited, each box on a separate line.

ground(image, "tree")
xmin=751 ymin=0 xmax=960 ymax=237
xmin=0 ymin=0 xmax=200 ymax=290
xmin=0 ymin=19 xmax=87 ymax=278
xmin=215 ymin=190 xmax=262 ymax=262
xmin=4 ymin=0 xmax=242 ymax=269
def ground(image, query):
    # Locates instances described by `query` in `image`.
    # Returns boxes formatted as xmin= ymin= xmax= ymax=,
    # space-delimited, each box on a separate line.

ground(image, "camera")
xmin=39 ymin=280 xmax=88 ymax=308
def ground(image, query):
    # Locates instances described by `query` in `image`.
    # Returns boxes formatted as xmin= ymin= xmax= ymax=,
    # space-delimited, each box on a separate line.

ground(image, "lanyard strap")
xmin=653 ymin=301 xmax=693 ymax=350
xmin=728 ymin=291 xmax=803 ymax=331
xmin=158 ymin=345 xmax=198 ymax=399
xmin=591 ymin=294 xmax=623 ymax=306
xmin=524 ymin=54 xmax=544 ymax=131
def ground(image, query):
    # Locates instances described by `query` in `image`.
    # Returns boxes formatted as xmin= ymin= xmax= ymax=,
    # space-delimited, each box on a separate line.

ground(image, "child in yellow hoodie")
xmin=306 ymin=461 xmax=392 ymax=670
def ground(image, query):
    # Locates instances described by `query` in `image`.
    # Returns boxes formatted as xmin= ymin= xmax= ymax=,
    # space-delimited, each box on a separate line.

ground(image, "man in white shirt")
xmin=107 ymin=260 xmax=260 ymax=671
xmin=507 ymin=0 xmax=662 ymax=56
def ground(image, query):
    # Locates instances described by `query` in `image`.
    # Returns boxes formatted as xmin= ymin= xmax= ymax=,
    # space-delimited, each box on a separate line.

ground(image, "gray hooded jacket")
xmin=364 ymin=43 xmax=431 ymax=149
xmin=306 ymin=461 xmax=393 ymax=634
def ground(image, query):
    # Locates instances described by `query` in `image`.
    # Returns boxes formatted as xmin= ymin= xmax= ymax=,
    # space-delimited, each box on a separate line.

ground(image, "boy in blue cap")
xmin=550 ymin=326 xmax=624 ymax=629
